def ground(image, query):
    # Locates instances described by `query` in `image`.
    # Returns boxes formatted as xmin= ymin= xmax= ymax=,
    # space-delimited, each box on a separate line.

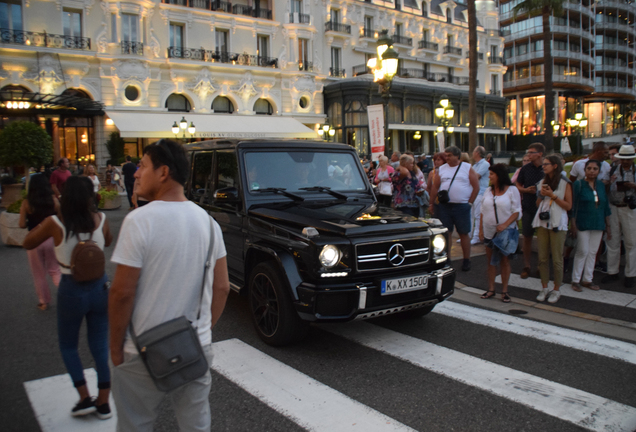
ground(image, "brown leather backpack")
xmin=63 ymin=232 xmax=105 ymax=283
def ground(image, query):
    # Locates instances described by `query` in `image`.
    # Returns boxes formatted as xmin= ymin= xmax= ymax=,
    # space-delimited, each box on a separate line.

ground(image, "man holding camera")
xmin=603 ymin=144 xmax=636 ymax=288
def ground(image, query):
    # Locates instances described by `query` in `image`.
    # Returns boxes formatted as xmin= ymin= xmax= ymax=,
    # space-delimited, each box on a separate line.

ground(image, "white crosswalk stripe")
xmin=495 ymin=273 xmax=636 ymax=308
xmin=433 ymin=301 xmax=636 ymax=365
xmin=323 ymin=321 xmax=636 ymax=432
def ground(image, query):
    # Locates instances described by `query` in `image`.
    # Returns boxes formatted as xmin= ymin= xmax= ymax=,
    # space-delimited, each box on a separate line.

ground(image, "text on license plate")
xmin=381 ymin=275 xmax=428 ymax=295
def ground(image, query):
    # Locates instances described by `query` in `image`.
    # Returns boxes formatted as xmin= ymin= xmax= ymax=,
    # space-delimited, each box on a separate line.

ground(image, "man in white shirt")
xmin=569 ymin=141 xmax=611 ymax=183
xmin=470 ymin=146 xmax=490 ymax=245
xmin=109 ymin=139 xmax=230 ymax=431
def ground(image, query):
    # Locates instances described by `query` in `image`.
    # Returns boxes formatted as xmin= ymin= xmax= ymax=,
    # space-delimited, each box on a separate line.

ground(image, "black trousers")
xmin=125 ymin=182 xmax=134 ymax=208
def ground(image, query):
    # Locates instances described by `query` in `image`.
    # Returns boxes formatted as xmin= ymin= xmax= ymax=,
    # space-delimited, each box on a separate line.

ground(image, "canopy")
xmin=105 ymin=111 xmax=317 ymax=139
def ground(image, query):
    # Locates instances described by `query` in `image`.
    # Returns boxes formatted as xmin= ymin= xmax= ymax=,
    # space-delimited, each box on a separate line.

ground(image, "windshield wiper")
xmin=299 ymin=186 xmax=349 ymax=200
xmin=254 ymin=187 xmax=304 ymax=201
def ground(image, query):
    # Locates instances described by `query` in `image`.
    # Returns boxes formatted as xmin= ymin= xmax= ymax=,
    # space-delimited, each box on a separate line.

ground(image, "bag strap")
xmin=130 ymin=216 xmax=216 ymax=342
xmin=446 ymin=162 xmax=462 ymax=194
xmin=493 ymin=189 xmax=499 ymax=225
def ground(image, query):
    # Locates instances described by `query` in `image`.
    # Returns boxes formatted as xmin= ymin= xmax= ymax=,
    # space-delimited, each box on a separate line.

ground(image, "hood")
xmin=248 ymin=201 xmax=433 ymax=236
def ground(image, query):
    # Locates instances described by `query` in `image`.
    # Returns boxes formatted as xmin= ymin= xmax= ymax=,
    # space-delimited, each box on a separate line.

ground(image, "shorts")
xmin=437 ymin=202 xmax=471 ymax=235
xmin=521 ymin=211 xmax=536 ymax=237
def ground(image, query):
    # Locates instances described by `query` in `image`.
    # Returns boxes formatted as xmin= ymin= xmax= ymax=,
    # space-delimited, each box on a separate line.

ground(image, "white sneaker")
xmin=456 ymin=239 xmax=461 ymax=243
xmin=470 ymin=239 xmax=482 ymax=245
xmin=547 ymin=290 xmax=561 ymax=304
xmin=536 ymin=288 xmax=551 ymax=302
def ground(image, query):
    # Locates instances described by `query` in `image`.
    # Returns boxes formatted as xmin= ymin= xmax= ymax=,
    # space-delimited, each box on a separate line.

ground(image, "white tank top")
xmin=52 ymin=213 xmax=106 ymax=274
xmin=438 ymin=162 xmax=473 ymax=204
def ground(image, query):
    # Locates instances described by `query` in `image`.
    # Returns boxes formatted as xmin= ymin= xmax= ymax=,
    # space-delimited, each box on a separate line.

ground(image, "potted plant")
xmin=0 ymin=190 xmax=27 ymax=246
xmin=98 ymin=188 xmax=121 ymax=210
xmin=1 ymin=176 xmax=22 ymax=208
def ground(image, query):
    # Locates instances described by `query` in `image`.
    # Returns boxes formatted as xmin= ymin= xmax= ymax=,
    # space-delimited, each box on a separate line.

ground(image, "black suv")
xmin=184 ymin=140 xmax=455 ymax=345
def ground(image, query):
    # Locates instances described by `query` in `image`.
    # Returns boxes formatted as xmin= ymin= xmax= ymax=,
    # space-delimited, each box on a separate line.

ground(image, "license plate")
xmin=381 ymin=275 xmax=428 ymax=295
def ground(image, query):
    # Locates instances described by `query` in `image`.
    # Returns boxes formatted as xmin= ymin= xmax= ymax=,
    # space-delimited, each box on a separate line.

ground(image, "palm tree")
xmin=513 ymin=0 xmax=564 ymax=152
xmin=468 ymin=0 xmax=478 ymax=152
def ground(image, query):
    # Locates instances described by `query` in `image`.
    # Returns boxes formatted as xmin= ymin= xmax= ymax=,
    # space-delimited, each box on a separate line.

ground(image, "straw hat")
xmin=616 ymin=144 xmax=636 ymax=159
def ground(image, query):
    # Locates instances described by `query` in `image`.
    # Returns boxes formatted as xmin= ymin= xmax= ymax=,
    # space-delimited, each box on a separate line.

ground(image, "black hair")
xmin=544 ymin=155 xmax=563 ymax=192
xmin=143 ymin=139 xmax=190 ymax=186
xmin=488 ymin=164 xmax=512 ymax=190
xmin=585 ymin=159 xmax=601 ymax=170
xmin=126 ymin=155 xmax=132 ymax=161
xmin=60 ymin=176 xmax=97 ymax=239
xmin=57 ymin=158 xmax=67 ymax=167
xmin=27 ymin=174 xmax=55 ymax=220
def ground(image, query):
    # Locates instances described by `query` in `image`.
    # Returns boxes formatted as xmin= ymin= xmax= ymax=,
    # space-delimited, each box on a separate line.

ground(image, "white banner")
xmin=436 ymin=132 xmax=445 ymax=152
xmin=367 ymin=104 xmax=385 ymax=162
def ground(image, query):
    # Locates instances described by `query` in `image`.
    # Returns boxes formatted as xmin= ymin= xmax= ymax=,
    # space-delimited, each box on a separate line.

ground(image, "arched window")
xmin=422 ymin=1 xmax=427 ymax=16
xmin=328 ymin=102 xmax=343 ymax=127
xmin=212 ymin=96 xmax=234 ymax=113
xmin=165 ymin=93 xmax=191 ymax=112
xmin=61 ymin=88 xmax=92 ymax=99
xmin=446 ymin=8 xmax=452 ymax=23
xmin=405 ymin=104 xmax=431 ymax=124
xmin=485 ymin=111 xmax=503 ymax=127
xmin=253 ymin=98 xmax=273 ymax=115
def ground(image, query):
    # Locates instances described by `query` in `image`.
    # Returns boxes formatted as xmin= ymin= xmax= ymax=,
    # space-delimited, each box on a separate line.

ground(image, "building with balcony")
xmin=501 ymin=0 xmax=636 ymax=143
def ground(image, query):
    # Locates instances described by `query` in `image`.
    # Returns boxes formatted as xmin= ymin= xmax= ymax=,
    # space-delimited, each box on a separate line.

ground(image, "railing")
xmin=232 ymin=4 xmax=252 ymax=16
xmin=361 ymin=28 xmax=376 ymax=38
xmin=299 ymin=61 xmax=313 ymax=71
xmin=167 ymin=47 xmax=278 ymax=67
xmin=391 ymin=34 xmax=412 ymax=46
xmin=0 ymin=29 xmax=91 ymax=50
xmin=418 ymin=40 xmax=438 ymax=50
xmin=289 ymin=12 xmax=310 ymax=23
xmin=121 ymin=41 xmax=144 ymax=55
xmin=252 ymin=8 xmax=272 ymax=19
xmin=466 ymin=52 xmax=484 ymax=60
xmin=330 ymin=67 xmax=346 ymax=77
xmin=325 ymin=21 xmax=351 ymax=34
xmin=352 ymin=64 xmax=370 ymax=76
xmin=443 ymin=45 xmax=462 ymax=56
xmin=396 ymin=69 xmax=478 ymax=86
xmin=489 ymin=89 xmax=501 ymax=96
xmin=162 ymin=0 xmax=268 ymax=15
xmin=488 ymin=56 xmax=504 ymax=64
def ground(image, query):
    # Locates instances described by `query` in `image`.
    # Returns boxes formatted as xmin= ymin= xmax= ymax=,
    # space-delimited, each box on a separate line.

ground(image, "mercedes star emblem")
xmin=388 ymin=243 xmax=406 ymax=266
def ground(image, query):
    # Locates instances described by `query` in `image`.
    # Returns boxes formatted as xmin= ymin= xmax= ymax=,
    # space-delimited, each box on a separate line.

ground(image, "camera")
xmin=625 ymin=195 xmax=636 ymax=210
xmin=539 ymin=211 xmax=551 ymax=221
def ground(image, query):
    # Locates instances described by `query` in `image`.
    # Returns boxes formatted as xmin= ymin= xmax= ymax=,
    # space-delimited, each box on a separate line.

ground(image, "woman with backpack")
xmin=23 ymin=176 xmax=113 ymax=420
xmin=19 ymin=174 xmax=62 ymax=310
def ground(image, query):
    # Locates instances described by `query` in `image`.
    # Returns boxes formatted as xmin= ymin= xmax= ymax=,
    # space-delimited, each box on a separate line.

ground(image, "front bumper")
xmin=294 ymin=266 xmax=456 ymax=322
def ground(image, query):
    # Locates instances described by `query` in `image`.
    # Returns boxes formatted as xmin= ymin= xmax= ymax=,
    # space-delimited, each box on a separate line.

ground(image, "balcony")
xmin=325 ymin=21 xmax=351 ymax=34
xmin=0 ymin=29 xmax=91 ymax=50
xmin=396 ymin=69 xmax=478 ymax=86
xmin=121 ymin=41 xmax=143 ymax=55
xmin=161 ymin=0 xmax=272 ymax=19
xmin=329 ymin=67 xmax=346 ymax=77
xmin=488 ymin=56 xmax=504 ymax=65
xmin=167 ymin=47 xmax=278 ymax=67
xmin=232 ymin=4 xmax=252 ymax=16
xmin=361 ymin=28 xmax=377 ymax=38
xmin=289 ymin=12 xmax=310 ymax=23
xmin=418 ymin=40 xmax=438 ymax=51
xmin=299 ymin=61 xmax=313 ymax=71
xmin=352 ymin=64 xmax=370 ymax=76
xmin=252 ymin=8 xmax=271 ymax=19
xmin=489 ymin=89 xmax=501 ymax=96
xmin=466 ymin=52 xmax=484 ymax=60
xmin=391 ymin=35 xmax=412 ymax=46
xmin=443 ymin=45 xmax=462 ymax=56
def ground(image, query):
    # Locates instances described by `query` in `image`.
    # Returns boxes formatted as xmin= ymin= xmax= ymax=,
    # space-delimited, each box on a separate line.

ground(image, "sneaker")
xmin=71 ymin=397 xmax=96 ymax=417
xmin=536 ymin=288 xmax=551 ymax=302
xmin=520 ymin=267 xmax=531 ymax=279
xmin=594 ymin=262 xmax=608 ymax=274
xmin=601 ymin=274 xmax=620 ymax=284
xmin=547 ymin=290 xmax=561 ymax=304
xmin=461 ymin=259 xmax=471 ymax=272
xmin=95 ymin=403 xmax=112 ymax=420
xmin=625 ymin=277 xmax=635 ymax=288
xmin=470 ymin=239 xmax=482 ymax=245
xmin=456 ymin=239 xmax=461 ymax=243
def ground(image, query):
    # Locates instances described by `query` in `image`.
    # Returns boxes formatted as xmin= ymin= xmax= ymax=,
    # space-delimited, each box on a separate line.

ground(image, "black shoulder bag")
xmin=130 ymin=217 xmax=215 ymax=392
xmin=438 ymin=162 xmax=462 ymax=204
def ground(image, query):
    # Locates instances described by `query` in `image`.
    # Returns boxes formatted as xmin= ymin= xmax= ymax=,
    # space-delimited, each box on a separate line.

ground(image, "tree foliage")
xmin=105 ymin=131 xmax=126 ymax=165
xmin=0 ymin=121 xmax=53 ymax=168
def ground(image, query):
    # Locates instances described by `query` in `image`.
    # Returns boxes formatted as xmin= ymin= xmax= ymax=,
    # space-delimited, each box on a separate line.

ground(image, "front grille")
xmin=356 ymin=238 xmax=430 ymax=271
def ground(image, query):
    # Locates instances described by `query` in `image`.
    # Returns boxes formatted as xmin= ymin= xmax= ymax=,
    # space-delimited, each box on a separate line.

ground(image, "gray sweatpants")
xmin=111 ymin=344 xmax=214 ymax=432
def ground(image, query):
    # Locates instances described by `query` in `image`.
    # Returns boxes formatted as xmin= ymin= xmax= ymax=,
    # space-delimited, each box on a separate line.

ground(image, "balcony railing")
xmin=325 ymin=21 xmax=351 ymax=34
xmin=121 ymin=41 xmax=144 ymax=55
xmin=361 ymin=28 xmax=377 ymax=38
xmin=0 ymin=29 xmax=91 ymax=50
xmin=330 ymin=67 xmax=346 ymax=77
xmin=352 ymin=64 xmax=370 ymax=76
xmin=232 ymin=4 xmax=252 ymax=16
xmin=289 ymin=12 xmax=310 ymax=23
xmin=489 ymin=89 xmax=501 ymax=96
xmin=488 ymin=56 xmax=504 ymax=64
xmin=167 ymin=47 xmax=278 ymax=67
xmin=253 ymin=8 xmax=272 ymax=19
xmin=161 ymin=0 xmax=273 ymax=17
xmin=391 ymin=34 xmax=412 ymax=46
xmin=299 ymin=61 xmax=313 ymax=71
xmin=466 ymin=52 xmax=484 ymax=60
xmin=396 ymin=69 xmax=478 ymax=87
xmin=443 ymin=45 xmax=462 ymax=56
xmin=418 ymin=40 xmax=438 ymax=51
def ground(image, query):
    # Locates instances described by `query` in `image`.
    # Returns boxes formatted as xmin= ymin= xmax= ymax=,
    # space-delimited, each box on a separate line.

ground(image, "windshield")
xmin=244 ymin=151 xmax=369 ymax=193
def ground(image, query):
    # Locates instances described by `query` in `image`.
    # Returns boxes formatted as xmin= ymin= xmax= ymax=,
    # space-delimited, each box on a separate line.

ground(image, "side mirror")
xmin=214 ymin=187 xmax=241 ymax=204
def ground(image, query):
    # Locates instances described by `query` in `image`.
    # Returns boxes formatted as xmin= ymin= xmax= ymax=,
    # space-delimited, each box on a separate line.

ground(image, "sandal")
xmin=501 ymin=293 xmax=511 ymax=303
xmin=37 ymin=303 xmax=49 ymax=311
xmin=481 ymin=290 xmax=496 ymax=299
xmin=581 ymin=282 xmax=600 ymax=291
xmin=571 ymin=282 xmax=583 ymax=292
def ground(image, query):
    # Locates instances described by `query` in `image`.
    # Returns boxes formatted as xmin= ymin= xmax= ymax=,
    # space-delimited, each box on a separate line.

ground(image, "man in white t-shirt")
xmin=109 ymin=139 xmax=230 ymax=431
xmin=569 ymin=141 xmax=611 ymax=183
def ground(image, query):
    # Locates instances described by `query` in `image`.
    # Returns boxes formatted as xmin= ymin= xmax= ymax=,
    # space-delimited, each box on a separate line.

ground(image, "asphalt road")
xmin=1 ymin=203 xmax=635 ymax=432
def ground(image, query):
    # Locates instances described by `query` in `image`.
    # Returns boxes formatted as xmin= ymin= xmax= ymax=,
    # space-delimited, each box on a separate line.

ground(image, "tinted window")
xmin=216 ymin=150 xmax=239 ymax=189
xmin=191 ymin=151 xmax=213 ymax=203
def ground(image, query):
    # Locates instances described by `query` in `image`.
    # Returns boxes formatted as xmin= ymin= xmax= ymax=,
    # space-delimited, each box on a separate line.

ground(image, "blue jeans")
xmin=57 ymin=274 xmax=110 ymax=389
xmin=438 ymin=202 xmax=472 ymax=235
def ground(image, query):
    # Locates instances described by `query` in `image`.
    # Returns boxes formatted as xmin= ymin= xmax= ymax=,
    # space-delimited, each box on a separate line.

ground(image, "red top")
xmin=50 ymin=169 xmax=71 ymax=194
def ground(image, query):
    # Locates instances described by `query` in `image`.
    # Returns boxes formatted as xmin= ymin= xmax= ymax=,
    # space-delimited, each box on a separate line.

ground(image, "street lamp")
xmin=366 ymin=29 xmax=400 ymax=156
xmin=317 ymin=124 xmax=335 ymax=141
xmin=435 ymin=95 xmax=455 ymax=148
xmin=172 ymin=117 xmax=196 ymax=140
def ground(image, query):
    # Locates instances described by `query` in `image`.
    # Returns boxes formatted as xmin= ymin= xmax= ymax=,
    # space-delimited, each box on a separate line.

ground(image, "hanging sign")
xmin=367 ymin=104 xmax=385 ymax=162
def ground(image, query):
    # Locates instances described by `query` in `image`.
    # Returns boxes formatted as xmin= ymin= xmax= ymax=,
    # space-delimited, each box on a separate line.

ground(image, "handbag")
xmin=130 ymin=217 xmax=215 ymax=392
xmin=438 ymin=163 xmax=462 ymax=204
xmin=377 ymin=168 xmax=393 ymax=196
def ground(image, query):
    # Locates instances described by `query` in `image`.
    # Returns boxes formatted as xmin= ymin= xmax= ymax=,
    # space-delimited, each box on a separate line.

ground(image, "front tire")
xmin=248 ymin=262 xmax=309 ymax=346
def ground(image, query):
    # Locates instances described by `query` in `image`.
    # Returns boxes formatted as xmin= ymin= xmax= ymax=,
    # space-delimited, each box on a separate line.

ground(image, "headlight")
xmin=433 ymin=235 xmax=446 ymax=254
xmin=319 ymin=245 xmax=341 ymax=268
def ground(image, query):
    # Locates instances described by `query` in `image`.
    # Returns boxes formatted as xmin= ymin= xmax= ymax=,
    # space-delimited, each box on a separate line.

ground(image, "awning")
xmin=105 ymin=111 xmax=318 ymax=139
xmin=389 ymin=124 xmax=510 ymax=135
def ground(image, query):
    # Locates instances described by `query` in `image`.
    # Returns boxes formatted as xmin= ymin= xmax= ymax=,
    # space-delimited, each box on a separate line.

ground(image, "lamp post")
xmin=567 ymin=110 xmax=587 ymax=154
xmin=172 ymin=116 xmax=196 ymax=141
xmin=435 ymin=95 xmax=455 ymax=149
xmin=317 ymin=124 xmax=335 ymax=142
xmin=367 ymin=29 xmax=399 ymax=156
